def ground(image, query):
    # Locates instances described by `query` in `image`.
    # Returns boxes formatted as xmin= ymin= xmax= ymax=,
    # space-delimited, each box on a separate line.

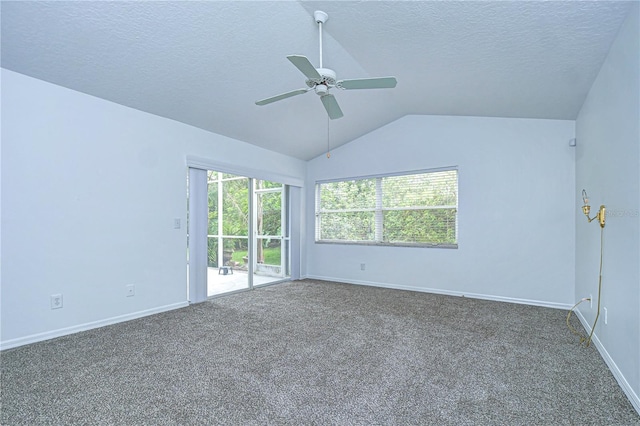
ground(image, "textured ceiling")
xmin=1 ymin=1 xmax=634 ymax=160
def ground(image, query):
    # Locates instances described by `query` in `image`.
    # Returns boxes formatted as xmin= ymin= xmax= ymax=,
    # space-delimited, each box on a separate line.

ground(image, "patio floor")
xmin=207 ymin=267 xmax=285 ymax=296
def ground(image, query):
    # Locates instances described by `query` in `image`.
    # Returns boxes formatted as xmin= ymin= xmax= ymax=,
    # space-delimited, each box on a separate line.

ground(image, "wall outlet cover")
xmin=50 ymin=294 xmax=63 ymax=309
xmin=126 ymin=284 xmax=135 ymax=297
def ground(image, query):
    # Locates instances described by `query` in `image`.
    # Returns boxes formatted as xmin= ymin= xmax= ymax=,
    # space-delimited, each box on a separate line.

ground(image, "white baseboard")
xmin=575 ymin=309 xmax=640 ymax=415
xmin=0 ymin=302 xmax=189 ymax=351
xmin=303 ymin=274 xmax=573 ymax=310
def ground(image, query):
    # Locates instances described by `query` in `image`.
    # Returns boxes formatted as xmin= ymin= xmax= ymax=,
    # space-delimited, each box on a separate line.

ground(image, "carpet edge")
xmin=303 ymin=274 xmax=573 ymax=310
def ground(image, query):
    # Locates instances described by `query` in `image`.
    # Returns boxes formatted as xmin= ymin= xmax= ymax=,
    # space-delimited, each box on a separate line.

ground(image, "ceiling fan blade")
xmin=338 ymin=77 xmax=397 ymax=90
xmin=320 ymin=94 xmax=344 ymax=120
xmin=255 ymin=89 xmax=309 ymax=106
xmin=287 ymin=55 xmax=322 ymax=80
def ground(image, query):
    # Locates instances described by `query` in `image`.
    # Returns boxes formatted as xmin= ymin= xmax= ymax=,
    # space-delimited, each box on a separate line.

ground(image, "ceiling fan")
xmin=255 ymin=10 xmax=397 ymax=120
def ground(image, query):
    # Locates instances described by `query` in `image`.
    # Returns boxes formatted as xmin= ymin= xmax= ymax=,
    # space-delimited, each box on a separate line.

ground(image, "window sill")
xmin=315 ymin=240 xmax=458 ymax=249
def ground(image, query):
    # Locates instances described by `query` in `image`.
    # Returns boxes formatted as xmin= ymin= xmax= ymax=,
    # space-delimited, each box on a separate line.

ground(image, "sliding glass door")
xmin=192 ymin=171 xmax=290 ymax=297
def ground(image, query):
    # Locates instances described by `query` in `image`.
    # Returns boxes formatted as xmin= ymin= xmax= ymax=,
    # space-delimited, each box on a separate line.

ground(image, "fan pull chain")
xmin=326 ymin=116 xmax=331 ymax=158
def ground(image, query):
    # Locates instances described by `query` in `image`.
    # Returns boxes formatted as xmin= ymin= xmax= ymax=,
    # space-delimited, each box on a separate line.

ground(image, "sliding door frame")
xmin=186 ymin=156 xmax=303 ymax=302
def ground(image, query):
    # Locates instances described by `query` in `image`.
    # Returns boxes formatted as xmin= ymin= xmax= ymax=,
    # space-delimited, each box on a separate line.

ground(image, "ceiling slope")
xmin=1 ymin=1 xmax=634 ymax=160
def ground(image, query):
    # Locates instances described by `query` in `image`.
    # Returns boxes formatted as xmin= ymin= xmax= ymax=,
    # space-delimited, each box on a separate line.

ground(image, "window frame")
xmin=315 ymin=167 xmax=458 ymax=249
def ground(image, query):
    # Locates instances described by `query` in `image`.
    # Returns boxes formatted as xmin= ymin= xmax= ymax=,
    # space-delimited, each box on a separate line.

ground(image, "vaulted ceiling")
xmin=1 ymin=1 xmax=634 ymax=160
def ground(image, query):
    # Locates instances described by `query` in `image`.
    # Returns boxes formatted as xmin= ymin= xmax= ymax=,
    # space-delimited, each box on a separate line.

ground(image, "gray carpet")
xmin=1 ymin=279 xmax=638 ymax=425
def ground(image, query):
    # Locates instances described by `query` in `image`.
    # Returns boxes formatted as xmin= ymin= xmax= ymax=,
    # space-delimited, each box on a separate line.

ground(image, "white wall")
xmin=306 ymin=115 xmax=576 ymax=307
xmin=575 ymin=3 xmax=639 ymax=411
xmin=0 ymin=69 xmax=306 ymax=348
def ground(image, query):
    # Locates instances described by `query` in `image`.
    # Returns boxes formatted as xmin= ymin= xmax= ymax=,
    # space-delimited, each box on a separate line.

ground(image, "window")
xmin=315 ymin=168 xmax=458 ymax=247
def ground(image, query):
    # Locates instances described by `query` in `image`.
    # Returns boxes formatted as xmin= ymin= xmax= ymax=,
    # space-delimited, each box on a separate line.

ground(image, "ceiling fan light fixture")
xmin=315 ymin=84 xmax=328 ymax=96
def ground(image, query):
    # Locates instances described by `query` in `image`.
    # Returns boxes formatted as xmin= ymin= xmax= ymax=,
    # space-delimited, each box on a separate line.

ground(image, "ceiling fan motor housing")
xmin=306 ymin=68 xmax=337 ymax=89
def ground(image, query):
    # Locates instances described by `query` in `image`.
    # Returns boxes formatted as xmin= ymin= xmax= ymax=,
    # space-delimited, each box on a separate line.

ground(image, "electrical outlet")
xmin=590 ymin=294 xmax=593 ymax=309
xmin=51 ymin=294 xmax=63 ymax=309
xmin=174 ymin=218 xmax=181 ymax=229
xmin=126 ymin=284 xmax=135 ymax=297
xmin=604 ymin=307 xmax=608 ymax=325
xmin=360 ymin=263 xmax=366 ymax=271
